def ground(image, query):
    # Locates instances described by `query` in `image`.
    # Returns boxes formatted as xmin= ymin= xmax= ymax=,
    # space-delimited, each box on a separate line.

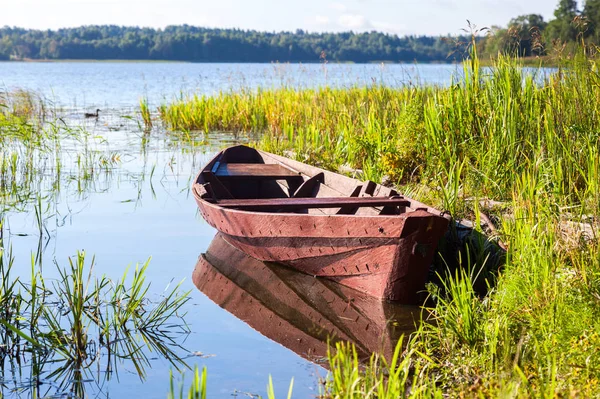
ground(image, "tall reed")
xmin=140 ymin=96 xmax=153 ymax=131
xmin=0 ymin=246 xmax=191 ymax=398
xmin=160 ymin=45 xmax=600 ymax=396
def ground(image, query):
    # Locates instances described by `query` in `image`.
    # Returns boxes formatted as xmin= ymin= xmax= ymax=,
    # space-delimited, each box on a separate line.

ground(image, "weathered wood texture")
xmin=193 ymin=145 xmax=450 ymax=303
xmin=212 ymin=196 xmax=410 ymax=211
xmin=215 ymin=163 xmax=300 ymax=179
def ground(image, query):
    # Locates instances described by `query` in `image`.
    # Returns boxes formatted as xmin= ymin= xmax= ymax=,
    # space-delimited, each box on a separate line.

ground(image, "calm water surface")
xmin=0 ymin=62 xmax=551 ymax=398
xmin=1 ymin=61 xmax=468 ymax=109
xmin=4 ymin=117 xmax=329 ymax=398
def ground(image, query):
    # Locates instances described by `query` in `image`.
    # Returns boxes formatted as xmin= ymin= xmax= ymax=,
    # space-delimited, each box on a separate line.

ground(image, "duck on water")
xmin=85 ymin=109 xmax=100 ymax=118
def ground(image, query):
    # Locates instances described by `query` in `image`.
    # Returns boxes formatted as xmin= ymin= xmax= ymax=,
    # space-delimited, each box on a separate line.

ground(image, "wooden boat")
xmin=193 ymin=233 xmax=418 ymax=363
xmin=192 ymin=145 xmax=450 ymax=303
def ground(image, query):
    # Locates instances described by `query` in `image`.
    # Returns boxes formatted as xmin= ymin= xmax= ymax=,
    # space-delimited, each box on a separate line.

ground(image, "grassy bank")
xmin=161 ymin=52 xmax=599 ymax=208
xmin=161 ymin=48 xmax=600 ymax=397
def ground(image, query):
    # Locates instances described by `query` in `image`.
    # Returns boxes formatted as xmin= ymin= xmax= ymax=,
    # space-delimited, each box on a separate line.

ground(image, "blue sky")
xmin=1 ymin=0 xmax=575 ymax=36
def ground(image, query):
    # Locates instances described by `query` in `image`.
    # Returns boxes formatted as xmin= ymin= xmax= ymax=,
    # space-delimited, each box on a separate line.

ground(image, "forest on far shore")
xmin=0 ymin=0 xmax=596 ymax=63
xmin=0 ymin=26 xmax=470 ymax=63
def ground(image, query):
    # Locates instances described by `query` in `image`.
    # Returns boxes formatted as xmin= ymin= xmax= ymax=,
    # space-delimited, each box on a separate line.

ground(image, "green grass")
xmin=0 ymin=89 xmax=47 ymax=124
xmin=140 ymin=96 xmax=153 ymax=131
xmin=0 ymin=242 xmax=191 ymax=397
xmin=168 ymin=367 xmax=294 ymax=399
xmin=160 ymin=43 xmax=600 ymax=396
xmin=0 ymin=95 xmax=195 ymax=396
xmin=0 ymin=91 xmax=210 ymax=398
xmin=159 ymin=52 xmax=598 ymax=208
xmin=0 ymin=90 xmax=124 ymax=215
xmin=3 ymin=42 xmax=599 ymax=397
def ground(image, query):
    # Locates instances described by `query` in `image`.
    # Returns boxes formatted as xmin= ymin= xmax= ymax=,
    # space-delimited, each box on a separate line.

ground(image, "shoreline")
xmin=2 ymin=57 xmax=561 ymax=67
xmin=3 ymin=58 xmax=461 ymax=65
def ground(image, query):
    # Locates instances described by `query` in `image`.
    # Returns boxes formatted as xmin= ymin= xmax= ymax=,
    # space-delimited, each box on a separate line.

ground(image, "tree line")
xmin=1 ymin=0 xmax=597 ymax=63
xmin=481 ymin=0 xmax=600 ymax=57
xmin=0 ymin=25 xmax=470 ymax=63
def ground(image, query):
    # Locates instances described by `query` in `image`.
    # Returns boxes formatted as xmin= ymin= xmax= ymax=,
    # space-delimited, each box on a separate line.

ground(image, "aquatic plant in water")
xmin=0 ymin=240 xmax=191 ymax=398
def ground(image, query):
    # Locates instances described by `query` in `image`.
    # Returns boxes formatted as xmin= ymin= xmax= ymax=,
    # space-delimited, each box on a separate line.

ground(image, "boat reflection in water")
xmin=193 ymin=233 xmax=420 ymax=365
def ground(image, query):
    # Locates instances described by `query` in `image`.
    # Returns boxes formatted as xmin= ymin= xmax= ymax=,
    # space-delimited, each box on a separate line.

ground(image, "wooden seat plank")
xmin=212 ymin=196 xmax=409 ymax=211
xmin=215 ymin=163 xmax=300 ymax=180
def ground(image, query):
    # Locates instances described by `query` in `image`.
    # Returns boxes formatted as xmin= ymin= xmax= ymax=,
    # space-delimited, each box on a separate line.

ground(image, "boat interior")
xmin=194 ymin=146 xmax=422 ymax=216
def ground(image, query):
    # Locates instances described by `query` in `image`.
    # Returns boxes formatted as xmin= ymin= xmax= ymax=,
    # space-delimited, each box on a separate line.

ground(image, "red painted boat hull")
xmin=193 ymin=146 xmax=449 ymax=303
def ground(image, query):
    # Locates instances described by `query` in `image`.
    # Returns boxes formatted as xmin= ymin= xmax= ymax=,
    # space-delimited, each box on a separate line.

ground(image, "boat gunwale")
xmin=195 ymin=194 xmax=433 ymax=221
xmin=193 ymin=146 xmax=449 ymax=221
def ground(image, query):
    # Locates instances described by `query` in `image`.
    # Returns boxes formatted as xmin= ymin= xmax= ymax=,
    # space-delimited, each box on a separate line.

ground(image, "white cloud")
xmin=329 ymin=2 xmax=347 ymax=12
xmin=338 ymin=13 xmax=372 ymax=30
xmin=314 ymin=15 xmax=330 ymax=25
xmin=371 ymin=21 xmax=408 ymax=35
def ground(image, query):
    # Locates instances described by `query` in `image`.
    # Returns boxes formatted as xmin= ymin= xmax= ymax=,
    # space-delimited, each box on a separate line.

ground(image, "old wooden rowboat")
xmin=193 ymin=233 xmax=417 ymax=363
xmin=192 ymin=145 xmax=450 ymax=303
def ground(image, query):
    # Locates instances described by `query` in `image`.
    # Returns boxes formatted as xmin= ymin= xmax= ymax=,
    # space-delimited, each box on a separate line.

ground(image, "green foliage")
xmin=160 ymin=45 xmax=600 ymax=396
xmin=480 ymin=0 xmax=600 ymax=60
xmin=481 ymin=14 xmax=547 ymax=58
xmin=167 ymin=368 xmax=295 ymax=399
xmin=541 ymin=0 xmax=580 ymax=47
xmin=140 ymin=97 xmax=153 ymax=131
xmin=0 ymin=25 xmax=470 ymax=63
xmin=5 ymin=0 xmax=600 ymax=64
xmin=0 ymin=246 xmax=191 ymax=397
xmin=160 ymin=50 xmax=600 ymax=208
xmin=584 ymin=0 xmax=600 ymax=40
xmin=168 ymin=367 xmax=207 ymax=399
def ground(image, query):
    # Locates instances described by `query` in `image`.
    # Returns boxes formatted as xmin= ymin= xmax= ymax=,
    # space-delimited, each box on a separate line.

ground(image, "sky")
xmin=0 ymin=0 xmax=575 ymax=36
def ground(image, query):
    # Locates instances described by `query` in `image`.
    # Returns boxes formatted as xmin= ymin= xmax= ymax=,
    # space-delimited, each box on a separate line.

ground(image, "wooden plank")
xmin=336 ymin=185 xmax=364 ymax=215
xmin=212 ymin=196 xmax=409 ymax=211
xmin=200 ymin=172 xmax=234 ymax=199
xmin=259 ymin=150 xmax=358 ymax=195
xmin=292 ymin=173 xmax=324 ymax=198
xmin=215 ymin=163 xmax=300 ymax=179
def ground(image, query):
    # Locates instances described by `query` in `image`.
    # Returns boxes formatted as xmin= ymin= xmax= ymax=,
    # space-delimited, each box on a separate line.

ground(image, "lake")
xmin=0 ymin=61 xmax=550 ymax=398
xmin=1 ymin=61 xmax=472 ymax=109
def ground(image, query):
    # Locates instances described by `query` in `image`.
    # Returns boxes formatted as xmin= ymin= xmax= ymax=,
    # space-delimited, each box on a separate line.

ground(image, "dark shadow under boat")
xmin=193 ymin=233 xmax=420 ymax=365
